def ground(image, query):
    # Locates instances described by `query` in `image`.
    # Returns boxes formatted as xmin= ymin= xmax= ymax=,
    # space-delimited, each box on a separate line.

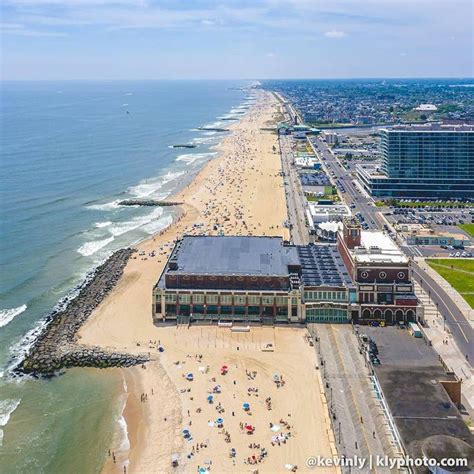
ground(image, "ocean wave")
xmin=127 ymin=171 xmax=185 ymax=198
xmin=7 ymin=260 xmax=107 ymax=376
xmin=192 ymin=135 xmax=219 ymax=145
xmin=0 ymin=305 xmax=27 ymax=329
xmin=175 ymin=152 xmax=216 ymax=165
xmin=94 ymin=221 xmax=113 ymax=229
xmin=87 ymin=200 xmax=121 ymax=212
xmin=0 ymin=399 xmax=21 ymax=446
xmin=77 ymin=237 xmax=115 ymax=257
xmin=142 ymin=214 xmax=173 ymax=235
xmin=108 ymin=208 xmax=164 ymax=237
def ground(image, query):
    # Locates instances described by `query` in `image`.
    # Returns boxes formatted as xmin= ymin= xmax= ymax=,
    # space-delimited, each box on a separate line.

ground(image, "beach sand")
xmin=79 ymin=91 xmax=337 ymax=473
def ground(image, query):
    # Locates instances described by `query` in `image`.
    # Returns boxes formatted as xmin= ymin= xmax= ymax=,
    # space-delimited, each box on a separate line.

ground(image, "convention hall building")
xmin=153 ymin=235 xmax=355 ymax=325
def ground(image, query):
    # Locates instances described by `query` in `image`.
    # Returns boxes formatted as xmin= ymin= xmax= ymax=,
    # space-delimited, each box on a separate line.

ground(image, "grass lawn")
xmin=459 ymin=224 xmax=474 ymax=238
xmin=426 ymin=259 xmax=474 ymax=308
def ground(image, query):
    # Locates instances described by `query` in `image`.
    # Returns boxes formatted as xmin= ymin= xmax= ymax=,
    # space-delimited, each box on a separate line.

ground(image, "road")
xmin=308 ymin=324 xmax=398 ymax=472
xmin=311 ymin=136 xmax=474 ymax=363
xmin=278 ymin=134 xmax=310 ymax=245
xmin=308 ymin=137 xmax=386 ymax=231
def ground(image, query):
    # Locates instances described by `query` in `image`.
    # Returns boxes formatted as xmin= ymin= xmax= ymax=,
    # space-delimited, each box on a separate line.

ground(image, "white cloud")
xmin=324 ymin=30 xmax=347 ymax=38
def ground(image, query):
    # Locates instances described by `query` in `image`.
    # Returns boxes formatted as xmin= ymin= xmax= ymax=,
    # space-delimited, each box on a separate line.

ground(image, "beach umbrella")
xmin=158 ymin=346 xmax=164 ymax=352
xmin=272 ymin=373 xmax=280 ymax=382
xmin=243 ymin=403 xmax=250 ymax=411
xmin=186 ymin=373 xmax=194 ymax=381
xmin=216 ymin=417 xmax=224 ymax=425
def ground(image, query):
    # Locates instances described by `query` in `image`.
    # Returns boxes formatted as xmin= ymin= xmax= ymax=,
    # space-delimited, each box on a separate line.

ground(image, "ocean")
xmin=0 ymin=80 xmax=249 ymax=472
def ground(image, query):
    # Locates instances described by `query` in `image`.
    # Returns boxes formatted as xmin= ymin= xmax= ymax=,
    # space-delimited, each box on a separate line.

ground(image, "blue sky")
xmin=1 ymin=0 xmax=473 ymax=80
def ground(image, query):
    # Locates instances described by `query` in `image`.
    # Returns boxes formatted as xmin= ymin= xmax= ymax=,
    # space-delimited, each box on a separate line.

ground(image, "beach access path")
xmin=78 ymin=91 xmax=336 ymax=472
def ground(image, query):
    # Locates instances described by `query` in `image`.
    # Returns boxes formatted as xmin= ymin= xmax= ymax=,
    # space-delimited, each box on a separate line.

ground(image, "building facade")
xmin=153 ymin=236 xmax=353 ymax=325
xmin=337 ymin=219 xmax=419 ymax=324
xmin=358 ymin=124 xmax=474 ymax=200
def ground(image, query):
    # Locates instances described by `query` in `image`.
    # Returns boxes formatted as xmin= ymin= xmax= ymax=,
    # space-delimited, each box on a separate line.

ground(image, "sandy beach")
xmin=79 ymin=91 xmax=337 ymax=473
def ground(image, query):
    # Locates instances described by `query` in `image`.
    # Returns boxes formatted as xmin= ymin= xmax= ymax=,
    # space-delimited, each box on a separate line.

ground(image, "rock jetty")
xmin=197 ymin=127 xmax=230 ymax=132
xmin=172 ymin=144 xmax=197 ymax=149
xmin=118 ymin=199 xmax=183 ymax=207
xmin=16 ymin=248 xmax=150 ymax=376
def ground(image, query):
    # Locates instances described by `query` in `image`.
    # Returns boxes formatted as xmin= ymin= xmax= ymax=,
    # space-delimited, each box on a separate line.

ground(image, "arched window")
xmin=362 ymin=309 xmax=371 ymax=318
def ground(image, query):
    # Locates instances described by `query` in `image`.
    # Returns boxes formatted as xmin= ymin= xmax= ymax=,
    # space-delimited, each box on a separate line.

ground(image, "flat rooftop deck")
xmin=166 ymin=235 xmax=300 ymax=277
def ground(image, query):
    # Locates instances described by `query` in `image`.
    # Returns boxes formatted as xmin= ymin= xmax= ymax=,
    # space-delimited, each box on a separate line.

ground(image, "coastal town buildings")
xmin=337 ymin=219 xmax=419 ymax=324
xmin=358 ymin=123 xmax=474 ymax=199
xmin=153 ymin=235 xmax=354 ymax=325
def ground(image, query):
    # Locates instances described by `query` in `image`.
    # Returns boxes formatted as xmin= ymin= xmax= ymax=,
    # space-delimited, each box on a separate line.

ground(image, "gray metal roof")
xmin=167 ymin=236 xmax=299 ymax=276
xmin=297 ymin=244 xmax=354 ymax=287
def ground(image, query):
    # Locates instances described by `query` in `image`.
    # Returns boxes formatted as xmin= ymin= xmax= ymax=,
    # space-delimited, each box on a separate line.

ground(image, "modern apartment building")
xmin=358 ymin=123 xmax=474 ymax=199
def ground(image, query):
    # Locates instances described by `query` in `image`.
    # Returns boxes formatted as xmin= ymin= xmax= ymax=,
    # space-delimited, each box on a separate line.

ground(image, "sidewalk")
xmin=415 ymin=281 xmax=474 ymax=411
xmin=415 ymin=257 xmax=474 ymax=325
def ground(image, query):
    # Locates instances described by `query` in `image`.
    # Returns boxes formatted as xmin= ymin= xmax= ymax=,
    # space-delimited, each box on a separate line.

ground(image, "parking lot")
xmin=358 ymin=326 xmax=440 ymax=367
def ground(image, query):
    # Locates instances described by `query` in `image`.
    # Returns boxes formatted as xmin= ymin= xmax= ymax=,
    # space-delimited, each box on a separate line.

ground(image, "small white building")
xmin=414 ymin=104 xmax=438 ymax=112
xmin=322 ymin=131 xmax=339 ymax=145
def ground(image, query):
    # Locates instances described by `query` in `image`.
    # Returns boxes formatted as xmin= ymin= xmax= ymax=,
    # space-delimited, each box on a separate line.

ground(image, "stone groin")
xmin=16 ymin=248 xmax=150 ymax=376
xmin=118 ymin=199 xmax=183 ymax=207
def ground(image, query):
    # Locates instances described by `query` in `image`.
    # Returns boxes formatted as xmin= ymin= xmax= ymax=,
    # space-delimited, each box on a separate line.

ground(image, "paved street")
xmin=308 ymin=324 xmax=400 ymax=472
xmin=278 ymin=134 xmax=310 ymax=245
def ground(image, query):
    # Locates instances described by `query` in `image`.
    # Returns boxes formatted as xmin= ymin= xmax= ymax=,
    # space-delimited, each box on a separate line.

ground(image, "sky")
xmin=1 ymin=0 xmax=473 ymax=80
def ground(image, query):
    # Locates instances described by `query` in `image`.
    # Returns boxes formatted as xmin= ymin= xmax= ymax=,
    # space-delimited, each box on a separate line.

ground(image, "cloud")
xmin=324 ymin=30 xmax=347 ymax=38
xmin=0 ymin=21 xmax=66 ymax=36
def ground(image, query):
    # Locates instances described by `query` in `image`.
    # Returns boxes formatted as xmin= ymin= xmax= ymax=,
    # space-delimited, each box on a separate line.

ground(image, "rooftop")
xmin=353 ymin=231 xmax=408 ymax=264
xmin=381 ymin=123 xmax=474 ymax=132
xmin=297 ymin=244 xmax=353 ymax=287
xmin=164 ymin=236 xmax=300 ymax=277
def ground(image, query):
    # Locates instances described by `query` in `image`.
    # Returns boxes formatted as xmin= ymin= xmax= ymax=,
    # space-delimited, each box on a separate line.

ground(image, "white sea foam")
xmin=142 ymin=214 xmax=173 ymax=235
xmin=124 ymin=92 xmax=133 ymax=96
xmin=121 ymin=104 xmax=129 ymax=107
xmin=0 ymin=399 xmax=21 ymax=446
xmin=0 ymin=305 xmax=27 ymax=329
xmin=77 ymin=237 xmax=115 ymax=257
xmin=108 ymin=208 xmax=164 ymax=237
xmin=94 ymin=221 xmax=112 ymax=229
xmin=175 ymin=152 xmax=216 ymax=165
xmin=192 ymin=136 xmax=219 ymax=145
xmin=87 ymin=200 xmax=121 ymax=211
xmin=128 ymin=171 xmax=185 ymax=198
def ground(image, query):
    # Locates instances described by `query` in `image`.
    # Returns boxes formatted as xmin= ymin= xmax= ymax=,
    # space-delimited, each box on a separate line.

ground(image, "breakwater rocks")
xmin=118 ymin=199 xmax=183 ymax=207
xmin=172 ymin=144 xmax=197 ymax=149
xmin=197 ymin=127 xmax=230 ymax=132
xmin=16 ymin=248 xmax=150 ymax=376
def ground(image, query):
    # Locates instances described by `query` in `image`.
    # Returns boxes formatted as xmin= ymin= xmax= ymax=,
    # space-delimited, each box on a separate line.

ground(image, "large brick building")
xmin=153 ymin=236 xmax=354 ymax=324
xmin=337 ymin=219 xmax=419 ymax=324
